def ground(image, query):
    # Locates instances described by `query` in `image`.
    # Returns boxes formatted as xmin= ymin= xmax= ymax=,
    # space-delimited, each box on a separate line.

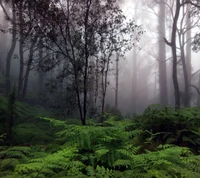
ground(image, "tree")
xmin=165 ymin=0 xmax=200 ymax=108
xmin=115 ymin=53 xmax=119 ymax=110
xmin=158 ymin=0 xmax=168 ymax=106
xmin=1 ymin=0 xmax=44 ymax=101
xmin=0 ymin=0 xmax=17 ymax=96
xmin=165 ymin=0 xmax=182 ymax=109
xmin=24 ymin=0 xmax=141 ymax=125
xmin=7 ymin=85 xmax=16 ymax=146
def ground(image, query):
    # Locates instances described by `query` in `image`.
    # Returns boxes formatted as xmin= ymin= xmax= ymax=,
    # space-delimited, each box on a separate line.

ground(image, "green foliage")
xmin=104 ymin=104 xmax=123 ymax=121
xmin=12 ymin=123 xmax=53 ymax=144
xmin=0 ymin=95 xmax=55 ymax=145
xmin=0 ymin=104 xmax=200 ymax=177
xmin=0 ymin=146 xmax=30 ymax=178
xmin=135 ymin=105 xmax=200 ymax=152
xmin=0 ymin=134 xmax=6 ymax=144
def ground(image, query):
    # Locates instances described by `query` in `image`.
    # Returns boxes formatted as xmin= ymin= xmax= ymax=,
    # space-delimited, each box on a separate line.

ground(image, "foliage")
xmin=192 ymin=32 xmax=200 ymax=52
xmin=0 ymin=95 xmax=54 ymax=145
xmin=0 ymin=145 xmax=30 ymax=178
xmin=0 ymin=105 xmax=200 ymax=177
xmin=134 ymin=105 xmax=200 ymax=152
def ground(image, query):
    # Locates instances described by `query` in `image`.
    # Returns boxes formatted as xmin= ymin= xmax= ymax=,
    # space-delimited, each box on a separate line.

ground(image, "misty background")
xmin=0 ymin=0 xmax=200 ymax=120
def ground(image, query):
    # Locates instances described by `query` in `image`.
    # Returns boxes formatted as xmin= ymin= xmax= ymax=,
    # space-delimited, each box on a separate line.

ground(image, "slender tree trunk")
xmin=197 ymin=72 xmax=200 ymax=106
xmin=186 ymin=3 xmax=192 ymax=105
xmin=158 ymin=0 xmax=168 ymax=106
xmin=132 ymin=3 xmax=138 ymax=113
xmin=38 ymin=45 xmax=44 ymax=94
xmin=88 ymin=60 xmax=95 ymax=109
xmin=179 ymin=30 xmax=189 ymax=106
xmin=165 ymin=0 xmax=181 ymax=109
xmin=7 ymin=86 xmax=15 ymax=146
xmin=94 ymin=59 xmax=99 ymax=106
xmin=4 ymin=1 xmax=17 ymax=96
xmin=101 ymin=66 xmax=105 ymax=116
xmin=0 ymin=4 xmax=9 ymax=75
xmin=82 ymin=0 xmax=92 ymax=125
xmin=132 ymin=46 xmax=137 ymax=112
xmin=18 ymin=1 xmax=24 ymax=100
xmin=178 ymin=2 xmax=191 ymax=107
xmin=21 ymin=39 xmax=36 ymax=101
xmin=101 ymin=55 xmax=111 ymax=118
xmin=115 ymin=53 xmax=119 ymax=110
xmin=178 ymin=3 xmax=188 ymax=106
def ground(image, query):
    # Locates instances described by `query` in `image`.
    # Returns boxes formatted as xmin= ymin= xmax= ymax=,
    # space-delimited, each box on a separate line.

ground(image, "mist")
xmin=0 ymin=0 xmax=200 ymax=118
xmin=1 ymin=0 xmax=200 ymax=177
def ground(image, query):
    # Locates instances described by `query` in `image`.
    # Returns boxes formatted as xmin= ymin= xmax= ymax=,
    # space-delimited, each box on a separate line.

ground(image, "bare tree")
xmin=158 ymin=0 xmax=168 ymax=106
xmin=0 ymin=0 xmax=17 ymax=96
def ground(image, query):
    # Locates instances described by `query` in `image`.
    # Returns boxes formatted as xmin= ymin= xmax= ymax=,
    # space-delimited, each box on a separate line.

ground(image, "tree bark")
xmin=132 ymin=3 xmax=138 ymax=113
xmin=197 ymin=72 xmax=200 ymax=106
xmin=132 ymin=46 xmax=137 ymax=112
xmin=165 ymin=0 xmax=181 ymax=109
xmin=38 ymin=40 xmax=44 ymax=94
xmin=186 ymin=3 xmax=192 ymax=104
xmin=115 ymin=53 xmax=119 ymax=110
xmin=21 ymin=38 xmax=36 ymax=101
xmin=18 ymin=1 xmax=24 ymax=100
xmin=3 ymin=0 xmax=17 ymax=96
xmin=158 ymin=0 xmax=168 ymax=106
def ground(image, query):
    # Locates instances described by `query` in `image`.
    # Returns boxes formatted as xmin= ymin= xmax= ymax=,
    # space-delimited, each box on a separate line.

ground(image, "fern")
xmin=135 ymin=105 xmax=200 ymax=152
xmin=15 ymin=147 xmax=85 ymax=177
xmin=0 ymin=146 xmax=30 ymax=178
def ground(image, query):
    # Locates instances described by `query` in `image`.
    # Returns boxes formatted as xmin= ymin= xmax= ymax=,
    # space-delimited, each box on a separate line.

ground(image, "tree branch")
xmin=189 ymin=84 xmax=200 ymax=95
xmin=164 ymin=37 xmax=172 ymax=46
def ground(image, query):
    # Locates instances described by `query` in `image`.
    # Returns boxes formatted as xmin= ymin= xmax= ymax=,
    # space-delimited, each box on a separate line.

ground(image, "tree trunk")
xmin=132 ymin=46 xmax=137 ymax=112
xmin=18 ymin=1 xmax=24 ymax=100
xmin=115 ymin=53 xmax=119 ymax=110
xmin=94 ymin=59 xmax=99 ymax=106
xmin=4 ymin=1 xmax=17 ymax=96
xmin=7 ymin=86 xmax=15 ymax=146
xmin=101 ymin=55 xmax=111 ymax=119
xmin=158 ymin=0 xmax=168 ymax=106
xmin=197 ymin=72 xmax=200 ymax=106
xmin=82 ymin=0 xmax=92 ymax=125
xmin=165 ymin=0 xmax=181 ymax=109
xmin=177 ymin=2 xmax=191 ymax=107
xmin=38 ymin=39 xmax=44 ymax=94
xmin=186 ymin=3 xmax=192 ymax=105
xmin=178 ymin=28 xmax=189 ymax=106
xmin=21 ymin=40 xmax=36 ymax=101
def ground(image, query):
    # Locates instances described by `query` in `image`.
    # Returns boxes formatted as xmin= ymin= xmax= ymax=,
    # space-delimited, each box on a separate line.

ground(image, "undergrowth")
xmin=0 ymin=102 xmax=200 ymax=177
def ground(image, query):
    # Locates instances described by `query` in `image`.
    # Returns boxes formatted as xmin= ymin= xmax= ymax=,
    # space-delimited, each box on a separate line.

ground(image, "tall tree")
xmin=165 ymin=0 xmax=181 ymax=109
xmin=115 ymin=53 xmax=119 ymax=110
xmin=17 ymin=0 xmax=24 ymax=100
xmin=165 ymin=0 xmax=200 ymax=109
xmin=158 ymin=0 xmax=168 ymax=106
xmin=29 ymin=0 xmax=141 ymax=125
xmin=185 ymin=3 xmax=192 ymax=104
xmin=0 ymin=0 xmax=17 ymax=96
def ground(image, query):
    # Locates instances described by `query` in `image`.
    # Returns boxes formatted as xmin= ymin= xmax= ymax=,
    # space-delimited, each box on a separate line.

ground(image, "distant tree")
xmin=27 ymin=0 xmax=141 ymax=124
xmin=7 ymin=85 xmax=16 ymax=146
xmin=164 ymin=0 xmax=200 ymax=108
xmin=0 ymin=0 xmax=17 ymax=96
xmin=115 ymin=53 xmax=119 ymax=111
xmin=1 ymin=0 xmax=44 ymax=101
xmin=158 ymin=0 xmax=168 ymax=106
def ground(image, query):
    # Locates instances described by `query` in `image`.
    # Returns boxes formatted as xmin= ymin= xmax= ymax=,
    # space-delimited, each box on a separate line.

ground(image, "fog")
xmin=0 ymin=0 xmax=200 ymax=119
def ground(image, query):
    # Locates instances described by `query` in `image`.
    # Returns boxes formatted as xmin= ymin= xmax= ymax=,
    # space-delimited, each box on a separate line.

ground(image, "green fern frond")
xmin=0 ymin=158 xmax=20 ymax=170
xmin=113 ymin=159 xmax=131 ymax=168
xmin=95 ymin=148 xmax=110 ymax=159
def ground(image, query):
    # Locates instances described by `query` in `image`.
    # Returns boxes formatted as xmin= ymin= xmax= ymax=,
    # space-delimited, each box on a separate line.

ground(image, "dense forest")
xmin=0 ymin=0 xmax=200 ymax=177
